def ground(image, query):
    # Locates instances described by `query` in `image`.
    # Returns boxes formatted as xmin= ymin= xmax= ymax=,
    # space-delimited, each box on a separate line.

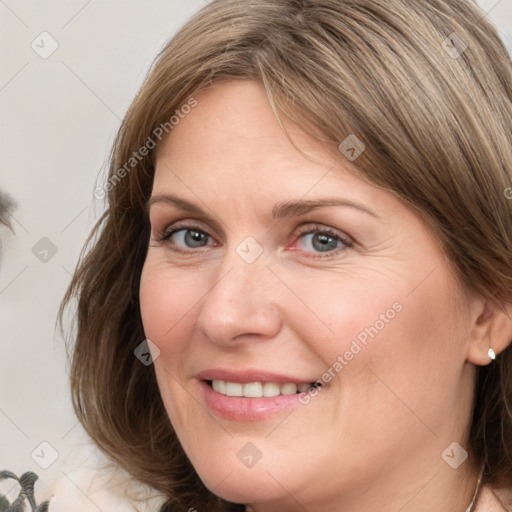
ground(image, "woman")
xmin=61 ymin=0 xmax=512 ymax=510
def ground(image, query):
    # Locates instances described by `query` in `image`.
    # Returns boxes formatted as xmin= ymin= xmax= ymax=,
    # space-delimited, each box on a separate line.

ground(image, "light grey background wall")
xmin=1 ymin=0 xmax=511 ymax=503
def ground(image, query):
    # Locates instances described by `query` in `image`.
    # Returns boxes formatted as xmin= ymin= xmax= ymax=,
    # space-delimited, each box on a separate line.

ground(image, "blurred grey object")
xmin=0 ymin=191 xmax=16 ymax=263
xmin=0 ymin=190 xmax=16 ymax=230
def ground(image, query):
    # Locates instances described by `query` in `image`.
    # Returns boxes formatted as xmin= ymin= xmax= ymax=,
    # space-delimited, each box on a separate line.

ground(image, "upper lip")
xmin=196 ymin=368 xmax=317 ymax=384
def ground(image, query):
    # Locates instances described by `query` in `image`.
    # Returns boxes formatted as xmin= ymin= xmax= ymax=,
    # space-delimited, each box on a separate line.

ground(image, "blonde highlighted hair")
xmin=61 ymin=1 xmax=512 ymax=510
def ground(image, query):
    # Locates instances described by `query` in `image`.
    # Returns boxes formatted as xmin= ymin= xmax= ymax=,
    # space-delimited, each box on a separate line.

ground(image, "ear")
xmin=466 ymin=296 xmax=512 ymax=366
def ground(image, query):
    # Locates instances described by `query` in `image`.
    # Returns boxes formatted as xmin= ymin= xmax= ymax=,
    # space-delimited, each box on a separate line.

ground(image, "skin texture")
xmin=140 ymin=80 xmax=509 ymax=512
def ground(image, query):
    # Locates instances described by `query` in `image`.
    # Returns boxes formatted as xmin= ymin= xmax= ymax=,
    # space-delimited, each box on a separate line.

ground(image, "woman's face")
xmin=140 ymin=80 xmax=477 ymax=510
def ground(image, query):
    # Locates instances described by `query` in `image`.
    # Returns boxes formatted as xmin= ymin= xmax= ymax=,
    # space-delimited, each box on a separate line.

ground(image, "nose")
xmin=195 ymin=257 xmax=283 ymax=346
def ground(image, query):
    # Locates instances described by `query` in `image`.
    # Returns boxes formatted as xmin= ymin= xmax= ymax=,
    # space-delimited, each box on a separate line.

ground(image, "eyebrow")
xmin=147 ymin=194 xmax=380 ymax=219
xmin=272 ymin=198 xmax=379 ymax=219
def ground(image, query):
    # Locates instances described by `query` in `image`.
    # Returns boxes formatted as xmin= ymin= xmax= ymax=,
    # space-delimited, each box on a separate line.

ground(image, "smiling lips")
xmin=210 ymin=380 xmax=314 ymax=398
xmin=196 ymin=370 xmax=324 ymax=420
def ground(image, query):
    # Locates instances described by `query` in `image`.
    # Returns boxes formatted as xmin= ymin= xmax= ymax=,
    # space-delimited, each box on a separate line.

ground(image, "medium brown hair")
xmin=60 ymin=1 xmax=512 ymax=510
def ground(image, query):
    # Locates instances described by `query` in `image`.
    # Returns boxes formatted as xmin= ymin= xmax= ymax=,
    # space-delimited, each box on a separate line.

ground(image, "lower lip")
xmin=200 ymin=380 xmax=305 ymax=421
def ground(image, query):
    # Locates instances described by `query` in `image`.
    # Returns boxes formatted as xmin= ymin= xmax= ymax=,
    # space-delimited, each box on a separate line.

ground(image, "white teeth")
xmin=225 ymin=382 xmax=243 ymax=397
xmin=211 ymin=380 xmax=311 ymax=397
xmin=212 ymin=380 xmax=226 ymax=394
xmin=243 ymin=382 xmax=263 ymax=397
xmin=263 ymin=382 xmax=281 ymax=397
xmin=280 ymin=383 xmax=298 ymax=395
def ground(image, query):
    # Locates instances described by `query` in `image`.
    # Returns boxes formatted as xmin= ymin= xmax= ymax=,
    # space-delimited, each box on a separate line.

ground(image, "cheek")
xmin=333 ymin=264 xmax=467 ymax=427
xmin=288 ymin=271 xmax=408 ymax=366
xmin=139 ymin=259 xmax=201 ymax=357
xmin=139 ymin=260 xmax=205 ymax=426
xmin=293 ymin=263 xmax=464 ymax=401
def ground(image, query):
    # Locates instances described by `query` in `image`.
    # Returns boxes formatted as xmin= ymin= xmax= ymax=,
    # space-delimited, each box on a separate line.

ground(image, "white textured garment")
xmin=46 ymin=441 xmax=166 ymax=512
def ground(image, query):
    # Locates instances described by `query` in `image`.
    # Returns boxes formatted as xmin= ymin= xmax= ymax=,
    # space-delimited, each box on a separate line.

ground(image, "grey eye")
xmin=173 ymin=228 xmax=210 ymax=248
xmin=298 ymin=232 xmax=342 ymax=253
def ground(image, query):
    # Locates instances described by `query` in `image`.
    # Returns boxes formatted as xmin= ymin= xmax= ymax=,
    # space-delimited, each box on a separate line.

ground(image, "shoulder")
xmin=47 ymin=441 xmax=166 ymax=512
xmin=475 ymin=485 xmax=512 ymax=512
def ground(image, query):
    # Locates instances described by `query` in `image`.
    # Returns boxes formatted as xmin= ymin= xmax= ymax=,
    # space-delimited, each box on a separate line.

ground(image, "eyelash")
xmin=152 ymin=221 xmax=354 ymax=258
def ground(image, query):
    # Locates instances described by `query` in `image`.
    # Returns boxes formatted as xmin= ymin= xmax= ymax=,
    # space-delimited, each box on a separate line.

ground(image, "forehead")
xmin=154 ymin=80 xmax=326 ymax=174
xmin=152 ymin=80 xmax=388 ymax=209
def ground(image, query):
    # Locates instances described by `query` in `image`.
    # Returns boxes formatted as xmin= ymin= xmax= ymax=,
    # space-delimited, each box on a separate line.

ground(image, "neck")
xmin=246 ymin=453 xmax=481 ymax=512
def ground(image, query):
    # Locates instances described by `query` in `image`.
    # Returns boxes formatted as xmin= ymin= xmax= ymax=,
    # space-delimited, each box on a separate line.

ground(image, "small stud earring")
xmin=488 ymin=348 xmax=496 ymax=361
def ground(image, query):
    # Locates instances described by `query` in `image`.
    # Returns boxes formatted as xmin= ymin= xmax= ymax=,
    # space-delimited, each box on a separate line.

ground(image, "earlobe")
xmin=467 ymin=340 xmax=495 ymax=366
xmin=466 ymin=298 xmax=512 ymax=366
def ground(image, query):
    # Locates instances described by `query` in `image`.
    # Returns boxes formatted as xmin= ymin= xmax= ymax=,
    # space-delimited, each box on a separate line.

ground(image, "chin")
xmin=200 ymin=468 xmax=287 ymax=506
xmin=186 ymin=448 xmax=293 ymax=505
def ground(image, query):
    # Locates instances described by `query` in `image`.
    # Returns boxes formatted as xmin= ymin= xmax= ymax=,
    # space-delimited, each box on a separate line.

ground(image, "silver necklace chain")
xmin=466 ymin=464 xmax=485 ymax=512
